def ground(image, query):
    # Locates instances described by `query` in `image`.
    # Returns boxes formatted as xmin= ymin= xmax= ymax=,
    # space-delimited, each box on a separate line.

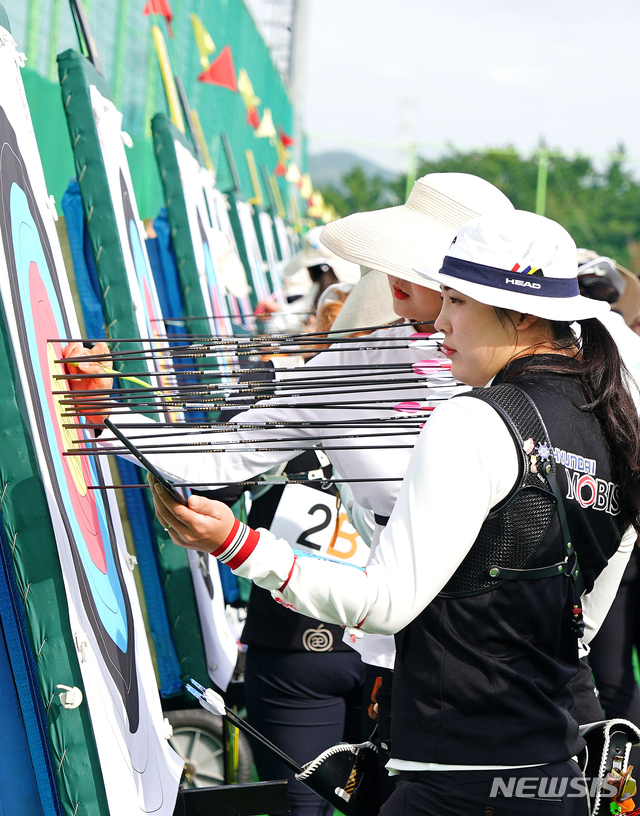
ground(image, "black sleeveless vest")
xmin=391 ymin=360 xmax=626 ymax=765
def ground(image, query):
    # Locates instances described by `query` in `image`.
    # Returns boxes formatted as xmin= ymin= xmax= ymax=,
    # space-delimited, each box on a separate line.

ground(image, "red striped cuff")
xmin=213 ymin=519 xmax=260 ymax=570
xmin=278 ymin=555 xmax=297 ymax=593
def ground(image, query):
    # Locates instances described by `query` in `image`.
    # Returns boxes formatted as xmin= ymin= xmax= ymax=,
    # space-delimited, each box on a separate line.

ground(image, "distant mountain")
xmin=307 ymin=151 xmax=398 ymax=191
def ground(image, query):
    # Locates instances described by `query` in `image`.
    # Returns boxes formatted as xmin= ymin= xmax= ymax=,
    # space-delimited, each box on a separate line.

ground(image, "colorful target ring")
xmin=0 ymin=106 xmax=140 ymax=731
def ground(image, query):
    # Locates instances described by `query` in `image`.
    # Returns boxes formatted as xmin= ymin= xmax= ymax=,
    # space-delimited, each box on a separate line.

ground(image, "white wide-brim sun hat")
xmin=415 ymin=210 xmax=611 ymax=322
xmin=320 ymin=173 xmax=515 ymax=291
xmin=281 ymin=225 xmax=360 ymax=284
xmin=329 ymin=267 xmax=398 ymax=335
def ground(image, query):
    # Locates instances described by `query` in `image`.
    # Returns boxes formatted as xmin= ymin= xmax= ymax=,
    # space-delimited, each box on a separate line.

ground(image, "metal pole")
xmin=113 ymin=0 xmax=129 ymax=109
xmin=288 ymin=0 xmax=308 ymax=168
xmin=535 ymin=147 xmax=549 ymax=216
xmin=405 ymin=141 xmax=417 ymax=201
xmin=48 ymin=0 xmax=63 ymax=80
xmin=26 ymin=0 xmax=42 ymax=68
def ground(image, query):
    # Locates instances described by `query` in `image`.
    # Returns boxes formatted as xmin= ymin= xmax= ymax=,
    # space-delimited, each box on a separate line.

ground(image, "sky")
xmin=248 ymin=0 xmax=640 ymax=175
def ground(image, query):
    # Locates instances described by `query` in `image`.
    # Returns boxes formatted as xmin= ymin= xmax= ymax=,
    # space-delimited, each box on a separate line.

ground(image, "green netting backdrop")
xmin=4 ymin=0 xmax=296 ymax=220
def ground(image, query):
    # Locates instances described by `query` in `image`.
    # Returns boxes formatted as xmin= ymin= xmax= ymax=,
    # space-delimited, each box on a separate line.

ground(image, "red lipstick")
xmin=393 ymin=285 xmax=409 ymax=300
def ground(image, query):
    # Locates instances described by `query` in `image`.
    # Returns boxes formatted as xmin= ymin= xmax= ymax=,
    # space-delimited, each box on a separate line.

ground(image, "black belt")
xmin=374 ymin=514 xmax=390 ymax=527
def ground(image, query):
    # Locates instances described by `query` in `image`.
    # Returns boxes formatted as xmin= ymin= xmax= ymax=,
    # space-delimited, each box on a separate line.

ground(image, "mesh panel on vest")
xmin=439 ymin=384 xmax=557 ymax=598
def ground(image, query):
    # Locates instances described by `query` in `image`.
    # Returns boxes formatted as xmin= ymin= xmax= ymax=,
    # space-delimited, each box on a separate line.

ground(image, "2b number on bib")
xmin=270 ymin=484 xmax=369 ymax=567
xmin=297 ymin=504 xmax=361 ymax=561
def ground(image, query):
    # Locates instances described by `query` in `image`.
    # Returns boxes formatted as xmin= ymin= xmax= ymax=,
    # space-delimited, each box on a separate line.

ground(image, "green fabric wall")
xmin=4 ymin=0 xmax=296 ymax=219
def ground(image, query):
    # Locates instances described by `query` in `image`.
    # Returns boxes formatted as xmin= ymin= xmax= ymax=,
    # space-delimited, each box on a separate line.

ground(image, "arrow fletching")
xmin=393 ymin=402 xmax=436 ymax=414
xmin=412 ymin=358 xmax=453 ymax=376
xmin=186 ymin=678 xmax=226 ymax=716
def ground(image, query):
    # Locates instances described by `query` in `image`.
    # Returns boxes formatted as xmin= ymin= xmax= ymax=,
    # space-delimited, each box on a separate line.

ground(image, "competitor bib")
xmin=269 ymin=483 xmax=369 ymax=567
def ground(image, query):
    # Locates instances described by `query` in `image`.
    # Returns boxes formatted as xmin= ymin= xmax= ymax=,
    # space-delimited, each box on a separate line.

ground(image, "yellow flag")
xmin=285 ymin=162 xmax=302 ymax=185
xmin=270 ymin=176 xmax=287 ymax=218
xmin=190 ymin=108 xmax=213 ymax=172
xmin=152 ymin=26 xmax=185 ymax=133
xmin=289 ymin=194 xmax=302 ymax=232
xmin=254 ymin=107 xmax=277 ymax=139
xmin=190 ymin=14 xmax=215 ymax=70
xmin=300 ymin=173 xmax=313 ymax=200
xmin=237 ymin=68 xmax=260 ymax=109
xmin=245 ymin=149 xmax=263 ymax=205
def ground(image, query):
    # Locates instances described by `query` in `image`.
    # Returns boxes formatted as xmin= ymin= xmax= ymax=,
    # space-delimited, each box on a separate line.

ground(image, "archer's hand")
xmin=61 ymin=342 xmax=113 ymax=425
xmin=254 ymin=298 xmax=280 ymax=316
xmin=149 ymin=475 xmax=236 ymax=552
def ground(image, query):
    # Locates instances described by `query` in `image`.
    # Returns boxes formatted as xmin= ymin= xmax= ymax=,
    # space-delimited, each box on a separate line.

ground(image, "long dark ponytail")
xmin=502 ymin=317 xmax=640 ymax=534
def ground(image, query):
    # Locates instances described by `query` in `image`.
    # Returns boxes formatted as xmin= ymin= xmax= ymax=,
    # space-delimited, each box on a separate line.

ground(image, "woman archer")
xmin=150 ymin=210 xmax=640 ymax=815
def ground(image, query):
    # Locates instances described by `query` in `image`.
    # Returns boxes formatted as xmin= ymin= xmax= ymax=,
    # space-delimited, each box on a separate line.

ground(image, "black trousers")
xmin=379 ymin=761 xmax=588 ymax=816
xmin=244 ymin=645 xmax=366 ymax=816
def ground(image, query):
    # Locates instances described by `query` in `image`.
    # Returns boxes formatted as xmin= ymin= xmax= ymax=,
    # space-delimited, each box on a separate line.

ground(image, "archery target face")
xmin=89 ymin=83 xmax=240 ymax=765
xmin=174 ymin=140 xmax=237 ymax=378
xmin=174 ymin=140 xmax=223 ymax=333
xmin=158 ymin=147 xmax=242 ymax=671
xmin=236 ymin=199 xmax=272 ymax=304
xmin=258 ymin=210 xmax=285 ymax=306
xmin=89 ymin=86 xmax=180 ymax=421
xmin=274 ymin=214 xmax=292 ymax=263
xmin=202 ymin=181 xmax=254 ymax=327
xmin=0 ymin=32 xmax=181 ymax=814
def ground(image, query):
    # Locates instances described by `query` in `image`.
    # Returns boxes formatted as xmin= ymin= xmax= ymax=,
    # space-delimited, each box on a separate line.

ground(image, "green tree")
xmin=319 ymin=146 xmax=640 ymax=269
xmin=394 ymin=146 xmax=540 ymax=212
xmin=319 ymin=165 xmax=399 ymax=218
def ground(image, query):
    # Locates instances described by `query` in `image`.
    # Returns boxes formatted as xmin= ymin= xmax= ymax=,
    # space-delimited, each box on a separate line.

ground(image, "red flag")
xmin=143 ymin=0 xmax=174 ymax=35
xmin=278 ymin=127 xmax=295 ymax=148
xmin=246 ymin=106 xmax=260 ymax=129
xmin=199 ymin=45 xmax=237 ymax=91
xmin=274 ymin=161 xmax=286 ymax=177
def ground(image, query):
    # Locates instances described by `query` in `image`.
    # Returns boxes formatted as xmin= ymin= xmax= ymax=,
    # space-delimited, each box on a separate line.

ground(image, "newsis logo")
xmin=490 ymin=776 xmax=618 ymax=799
xmin=504 ymin=277 xmax=542 ymax=289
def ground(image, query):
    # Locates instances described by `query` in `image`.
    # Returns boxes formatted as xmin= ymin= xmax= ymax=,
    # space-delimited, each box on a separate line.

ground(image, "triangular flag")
xmin=308 ymin=191 xmax=324 ymax=219
xmin=238 ymin=68 xmax=260 ymax=109
xmin=274 ymin=161 xmax=286 ymax=177
xmin=278 ymin=126 xmax=295 ymax=148
xmin=246 ymin=106 xmax=260 ymax=129
xmin=190 ymin=14 xmax=215 ymax=70
xmin=300 ymin=173 xmax=313 ymax=200
xmin=285 ymin=162 xmax=302 ymax=185
xmin=144 ymin=0 xmax=173 ymax=35
xmin=254 ymin=107 xmax=277 ymax=139
xmin=199 ymin=45 xmax=237 ymax=91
